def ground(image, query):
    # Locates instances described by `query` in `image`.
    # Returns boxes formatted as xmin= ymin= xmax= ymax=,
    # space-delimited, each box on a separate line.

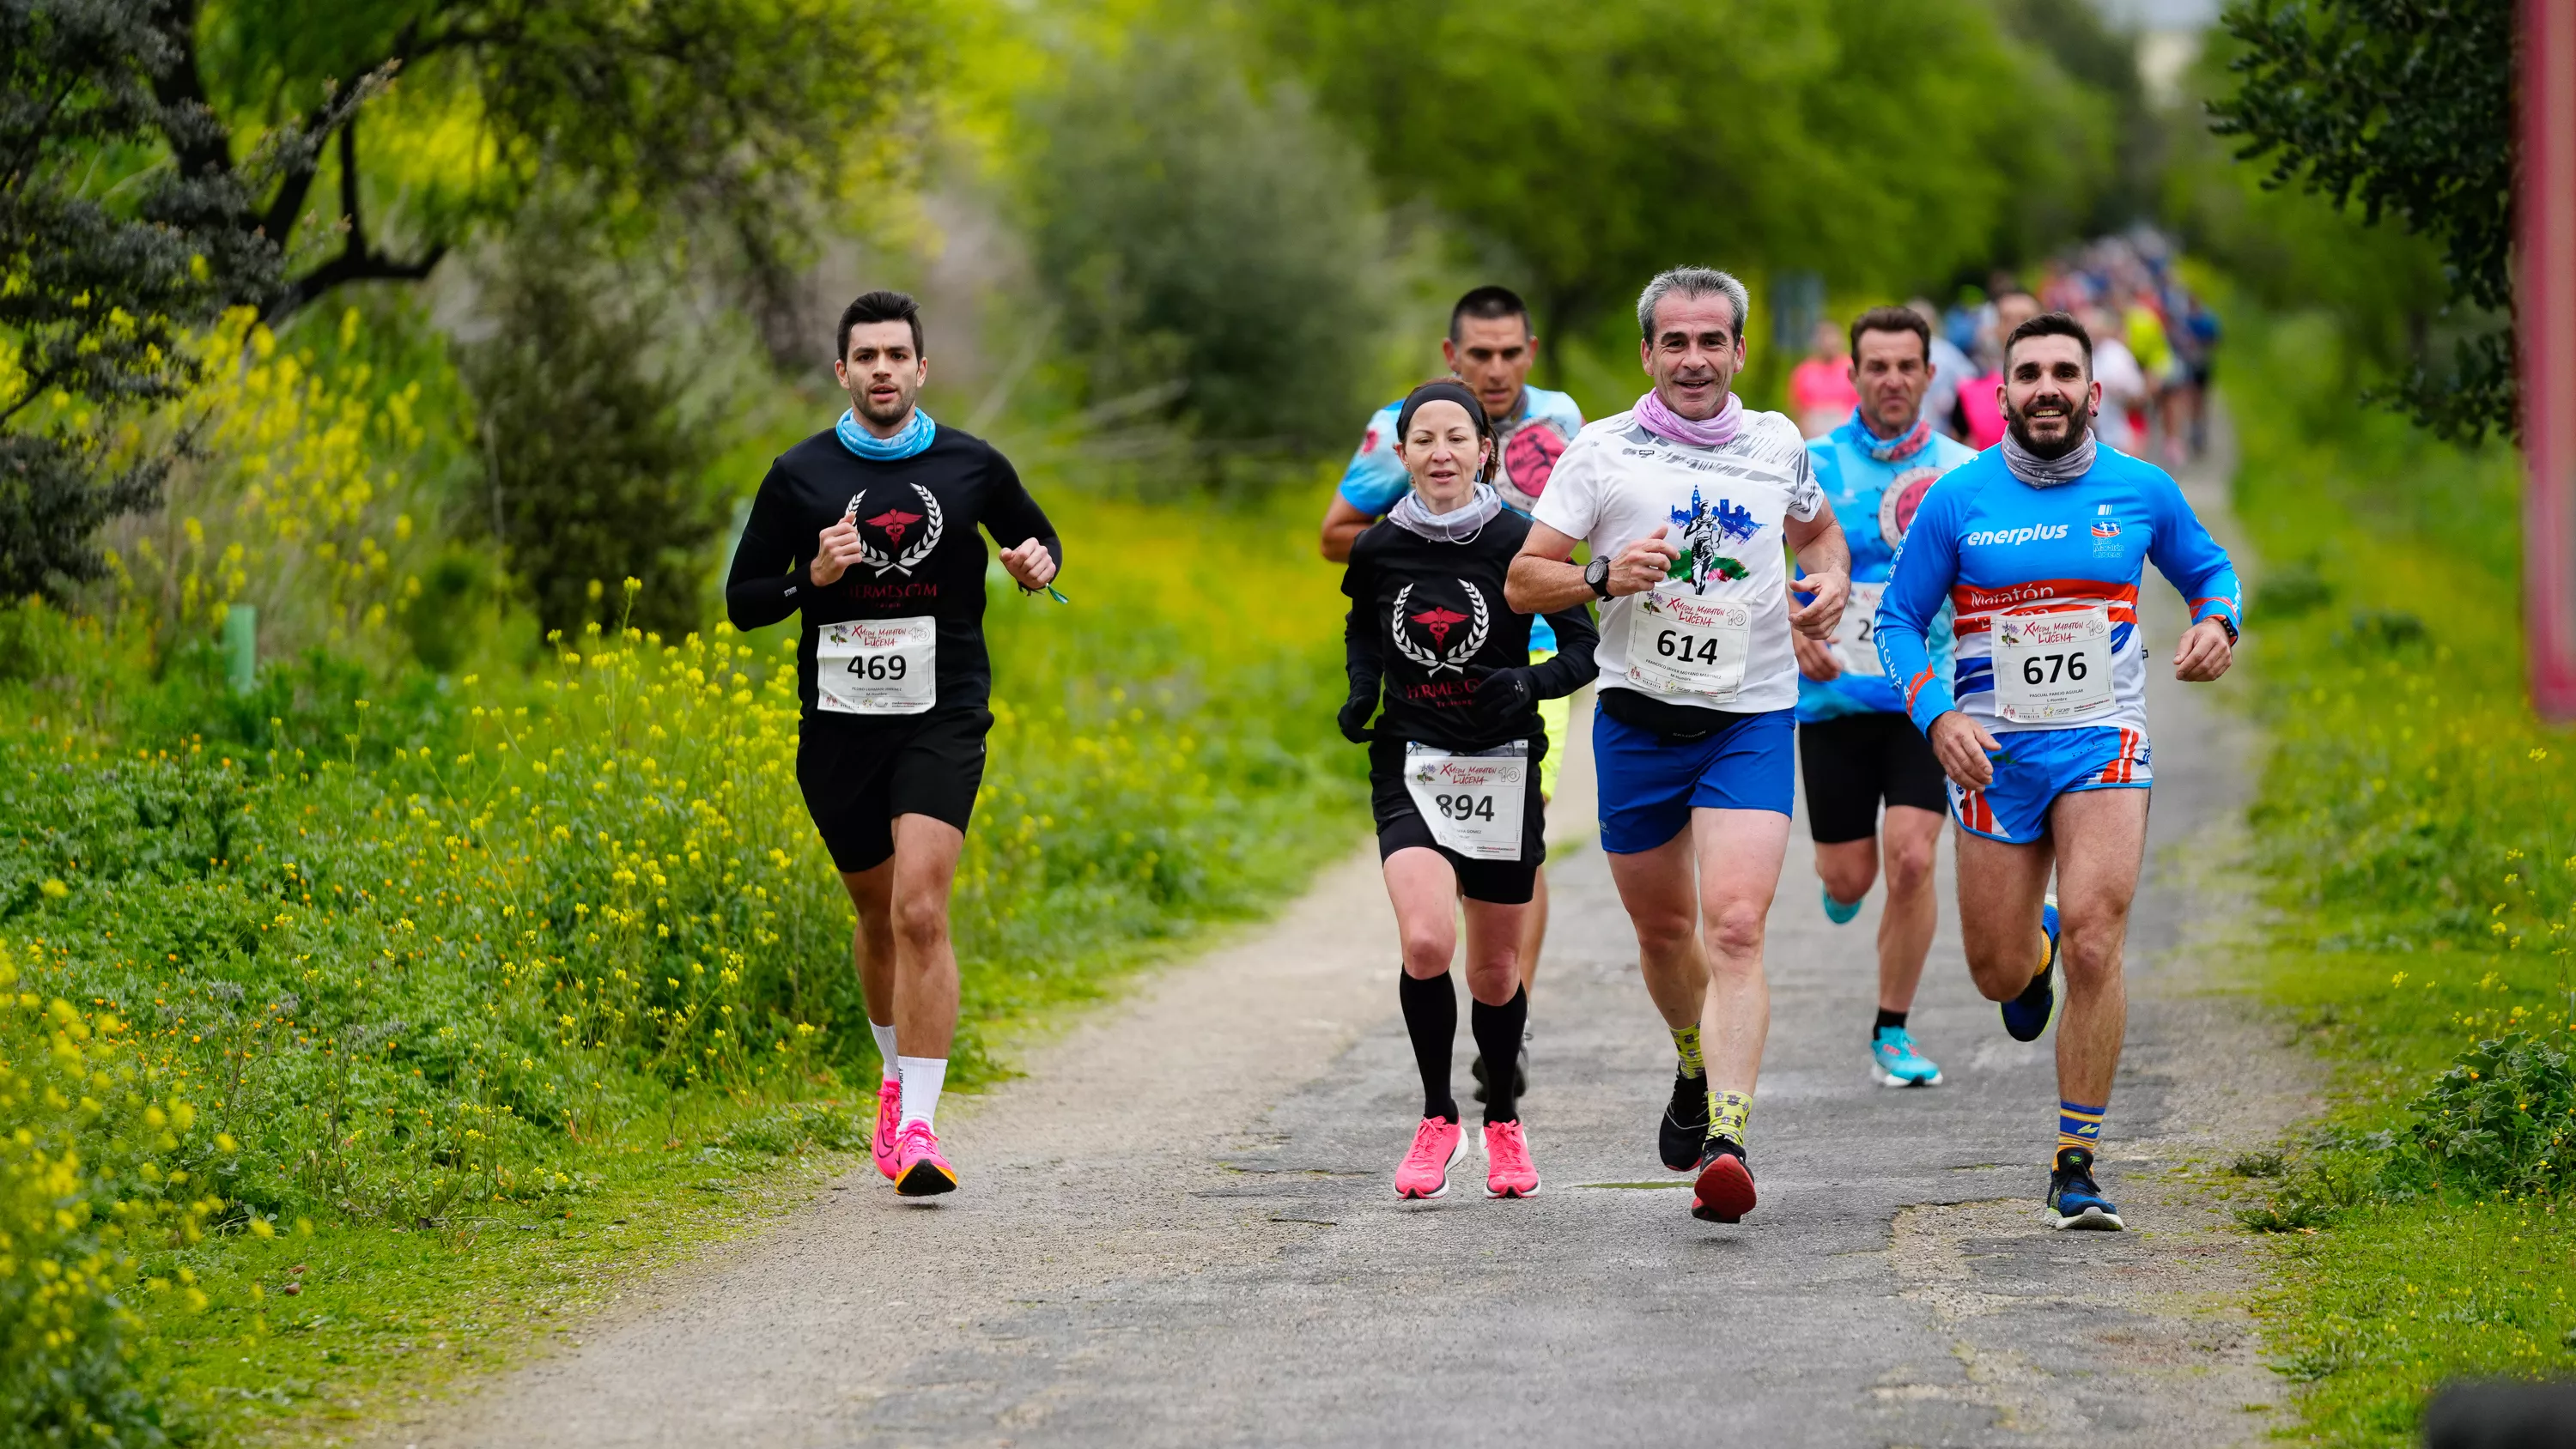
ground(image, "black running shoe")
xmin=1690 ymin=1137 xmax=1757 ymax=1223
xmin=1658 ymin=1070 xmax=1710 ymax=1172
xmin=2046 ymin=1148 xmax=2125 ymax=1230
xmin=2001 ymin=896 xmax=2062 ymax=1043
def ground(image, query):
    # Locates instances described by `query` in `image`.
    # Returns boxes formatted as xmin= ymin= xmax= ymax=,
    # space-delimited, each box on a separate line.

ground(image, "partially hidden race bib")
xmin=1403 ymin=741 xmax=1529 ymax=862
xmin=1625 ymin=586 xmax=1752 ymax=703
xmin=816 ymin=616 xmax=936 ymax=715
xmin=1494 ymin=418 xmax=1571 ymax=515
xmin=1992 ymin=604 xmax=2114 ymax=724
xmin=1832 ymin=580 xmax=1886 ymax=677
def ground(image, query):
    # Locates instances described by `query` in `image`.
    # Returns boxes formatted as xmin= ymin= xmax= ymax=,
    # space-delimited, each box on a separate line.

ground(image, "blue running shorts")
xmin=1947 ymin=725 xmax=2152 ymax=846
xmin=1594 ymin=703 xmax=1795 ymax=854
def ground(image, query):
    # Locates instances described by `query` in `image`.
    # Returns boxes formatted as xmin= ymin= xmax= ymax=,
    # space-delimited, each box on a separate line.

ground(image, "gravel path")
xmin=380 ymin=450 xmax=2309 ymax=1449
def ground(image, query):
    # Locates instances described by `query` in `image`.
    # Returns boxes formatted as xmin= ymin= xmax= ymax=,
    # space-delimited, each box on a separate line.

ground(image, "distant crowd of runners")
xmin=730 ymin=234 xmax=2241 ymax=1236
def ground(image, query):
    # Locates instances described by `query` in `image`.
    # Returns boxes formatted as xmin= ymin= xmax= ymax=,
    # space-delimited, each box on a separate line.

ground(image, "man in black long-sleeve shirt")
xmin=725 ymin=290 xmax=1060 ymax=1199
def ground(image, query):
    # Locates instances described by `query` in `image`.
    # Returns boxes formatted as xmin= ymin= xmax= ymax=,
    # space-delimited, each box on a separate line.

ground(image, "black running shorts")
xmin=1368 ymin=739 xmax=1546 ymax=906
xmin=1798 ymin=711 xmax=1947 ymax=846
xmin=794 ymin=707 xmax=991 ymax=873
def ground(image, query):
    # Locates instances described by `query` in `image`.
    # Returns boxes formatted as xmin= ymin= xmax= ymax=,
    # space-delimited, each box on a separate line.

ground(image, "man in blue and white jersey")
xmin=1795 ymin=306 xmax=1977 ymax=1093
xmin=1876 ymin=311 xmax=2240 ymax=1233
xmin=1322 ymin=286 xmax=1586 ymax=1105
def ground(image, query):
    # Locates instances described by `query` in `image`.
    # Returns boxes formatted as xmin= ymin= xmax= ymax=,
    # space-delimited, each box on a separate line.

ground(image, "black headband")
xmin=1394 ymin=380 xmax=1491 ymax=446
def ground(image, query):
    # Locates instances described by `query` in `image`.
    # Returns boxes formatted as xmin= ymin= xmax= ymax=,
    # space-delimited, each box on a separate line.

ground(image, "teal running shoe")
xmin=1869 ymin=1026 xmax=1944 ymax=1088
xmin=1820 ymin=882 xmax=1862 ymax=925
xmin=2047 ymin=1148 xmax=2125 ymax=1230
xmin=2001 ymin=894 xmax=2062 ymax=1042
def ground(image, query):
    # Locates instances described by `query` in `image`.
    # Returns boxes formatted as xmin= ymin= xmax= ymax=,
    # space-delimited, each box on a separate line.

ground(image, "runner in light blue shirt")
xmin=1791 ymin=306 xmax=1976 ymax=1094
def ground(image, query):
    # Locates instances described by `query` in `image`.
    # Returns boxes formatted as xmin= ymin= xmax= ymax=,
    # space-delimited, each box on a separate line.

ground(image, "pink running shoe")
xmin=1394 ymin=1117 xmax=1467 ymax=1199
xmin=1483 ymin=1120 xmax=1540 ymax=1198
xmin=890 ymin=1120 xmax=957 ymax=1197
xmin=872 ymin=1079 xmax=902 ymax=1181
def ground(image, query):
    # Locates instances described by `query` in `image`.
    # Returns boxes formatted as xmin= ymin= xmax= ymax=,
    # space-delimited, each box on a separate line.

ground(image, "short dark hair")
xmin=1449 ymin=286 xmax=1532 ymax=344
xmin=837 ymin=290 xmax=923 ymax=361
xmin=1847 ymin=305 xmax=1930 ymax=364
xmin=2002 ymin=310 xmax=2093 ymax=374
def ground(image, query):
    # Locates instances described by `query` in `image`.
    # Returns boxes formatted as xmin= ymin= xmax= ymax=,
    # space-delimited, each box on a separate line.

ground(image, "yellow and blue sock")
xmin=1709 ymin=1089 xmax=1752 ymax=1147
xmin=1671 ymin=1025 xmax=1706 ymax=1079
xmin=2057 ymin=1100 xmax=2105 ymax=1159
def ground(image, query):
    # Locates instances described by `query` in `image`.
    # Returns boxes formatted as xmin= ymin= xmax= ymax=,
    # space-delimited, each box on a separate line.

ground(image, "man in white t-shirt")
xmin=1506 ymin=266 xmax=1851 ymax=1225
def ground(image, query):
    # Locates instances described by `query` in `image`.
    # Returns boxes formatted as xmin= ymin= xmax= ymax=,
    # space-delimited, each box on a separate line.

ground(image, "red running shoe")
xmin=1691 ymin=1138 xmax=1756 ymax=1223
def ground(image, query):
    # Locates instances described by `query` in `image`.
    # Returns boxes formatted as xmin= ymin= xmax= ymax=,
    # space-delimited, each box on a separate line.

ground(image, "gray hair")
xmin=1637 ymin=267 xmax=1750 ymax=342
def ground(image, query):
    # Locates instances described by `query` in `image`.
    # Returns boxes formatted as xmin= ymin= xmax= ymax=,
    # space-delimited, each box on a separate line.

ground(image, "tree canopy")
xmin=1257 ymin=0 xmax=2113 ymax=343
xmin=2208 ymin=0 xmax=2514 ymax=441
xmin=2 ymin=0 xmax=939 ymax=598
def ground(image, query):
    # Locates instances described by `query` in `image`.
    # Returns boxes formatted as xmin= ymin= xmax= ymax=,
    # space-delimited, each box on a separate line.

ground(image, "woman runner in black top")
xmin=1340 ymin=380 xmax=1597 ymax=1202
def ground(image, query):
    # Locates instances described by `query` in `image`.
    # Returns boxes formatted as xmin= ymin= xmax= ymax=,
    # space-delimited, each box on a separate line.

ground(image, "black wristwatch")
xmin=1583 ymin=555 xmax=1613 ymax=599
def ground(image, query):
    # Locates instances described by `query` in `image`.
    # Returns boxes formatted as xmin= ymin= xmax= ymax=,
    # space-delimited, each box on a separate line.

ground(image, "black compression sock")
xmin=1472 ymin=987 xmax=1529 ymax=1124
xmin=1399 ymin=969 xmax=1460 ymax=1123
xmin=1874 ymin=1007 xmax=1909 ymax=1036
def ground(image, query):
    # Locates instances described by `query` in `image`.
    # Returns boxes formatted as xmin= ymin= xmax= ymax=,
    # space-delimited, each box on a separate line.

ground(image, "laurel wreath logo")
xmin=1388 ymin=579 xmax=1491 ymax=676
xmin=854 ymin=483 xmax=945 ymax=577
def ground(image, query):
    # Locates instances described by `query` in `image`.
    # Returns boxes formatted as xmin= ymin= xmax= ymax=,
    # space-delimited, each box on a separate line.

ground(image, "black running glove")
xmin=1473 ymin=666 xmax=1534 ymax=724
xmin=1337 ymin=694 xmax=1377 ymax=743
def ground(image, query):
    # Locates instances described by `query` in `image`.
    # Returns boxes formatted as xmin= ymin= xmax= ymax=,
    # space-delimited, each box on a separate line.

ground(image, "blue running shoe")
xmin=1821 ymin=882 xmax=1862 ymax=925
xmin=2001 ymin=894 xmax=2062 ymax=1043
xmin=2047 ymin=1148 xmax=2125 ymax=1230
xmin=1869 ymin=1026 xmax=1944 ymax=1088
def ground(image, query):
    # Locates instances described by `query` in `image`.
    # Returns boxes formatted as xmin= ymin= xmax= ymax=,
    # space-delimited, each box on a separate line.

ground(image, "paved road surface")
xmin=386 ymin=458 xmax=2304 ymax=1448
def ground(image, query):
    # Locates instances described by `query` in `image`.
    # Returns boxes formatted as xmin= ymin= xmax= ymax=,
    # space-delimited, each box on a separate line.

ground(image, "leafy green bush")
xmin=1022 ymin=33 xmax=1391 ymax=460
xmin=0 ymin=945 xmax=222 ymax=1447
xmin=459 ymin=243 xmax=726 ymax=643
xmin=2401 ymin=1034 xmax=2576 ymax=1201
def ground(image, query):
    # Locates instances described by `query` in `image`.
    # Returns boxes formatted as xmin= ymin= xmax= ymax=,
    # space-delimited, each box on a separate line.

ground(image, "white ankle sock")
xmin=869 ymin=1020 xmax=898 ymax=1078
xmin=896 ymin=1056 xmax=947 ymax=1131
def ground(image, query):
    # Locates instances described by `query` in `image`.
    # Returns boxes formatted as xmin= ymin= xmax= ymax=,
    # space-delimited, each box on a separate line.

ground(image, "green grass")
xmin=0 ymin=484 xmax=1365 ymax=1446
xmin=2222 ymin=302 xmax=2576 ymax=1445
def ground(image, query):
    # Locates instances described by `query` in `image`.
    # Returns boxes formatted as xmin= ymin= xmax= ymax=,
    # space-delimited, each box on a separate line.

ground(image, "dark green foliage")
xmin=175 ymin=0 xmax=937 ymax=321
xmin=2403 ymin=1033 xmax=2576 ymax=1200
xmin=458 ymin=248 xmax=723 ymax=643
xmin=2254 ymin=558 xmax=2334 ymax=619
xmin=2209 ymin=0 xmax=2516 ymax=441
xmin=0 ymin=0 xmax=283 ymax=600
xmin=1023 ymin=34 xmax=1389 ymax=459
xmin=1261 ymin=0 xmax=2111 ymax=344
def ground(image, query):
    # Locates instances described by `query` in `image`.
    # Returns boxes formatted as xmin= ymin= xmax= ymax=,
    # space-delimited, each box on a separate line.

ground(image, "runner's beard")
xmin=2002 ymin=394 xmax=2093 ymax=460
xmin=855 ymin=382 xmax=918 ymax=429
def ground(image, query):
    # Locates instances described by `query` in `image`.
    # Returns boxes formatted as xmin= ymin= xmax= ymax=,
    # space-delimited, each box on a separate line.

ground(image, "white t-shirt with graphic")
xmin=1532 ymin=406 xmax=1826 ymax=716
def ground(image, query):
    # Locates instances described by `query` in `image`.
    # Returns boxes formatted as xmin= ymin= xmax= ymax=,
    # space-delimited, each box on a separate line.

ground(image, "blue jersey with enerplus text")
xmin=1874 ymin=445 xmax=2241 ymax=737
xmin=1798 ymin=415 xmax=1977 ymax=722
xmin=1340 ymin=385 xmax=1585 ymax=652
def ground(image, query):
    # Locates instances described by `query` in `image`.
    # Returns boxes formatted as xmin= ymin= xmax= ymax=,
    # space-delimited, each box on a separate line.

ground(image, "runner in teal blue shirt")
xmin=1790 ymin=306 xmax=1974 ymax=1093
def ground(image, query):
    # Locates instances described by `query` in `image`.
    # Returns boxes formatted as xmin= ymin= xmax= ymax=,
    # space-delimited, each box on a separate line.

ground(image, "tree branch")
xmin=266 ymin=240 xmax=451 ymax=322
xmin=339 ymin=116 xmax=366 ymax=258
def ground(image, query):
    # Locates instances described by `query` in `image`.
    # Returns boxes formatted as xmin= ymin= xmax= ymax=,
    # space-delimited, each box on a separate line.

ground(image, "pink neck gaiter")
xmin=1634 ymin=387 xmax=1743 ymax=449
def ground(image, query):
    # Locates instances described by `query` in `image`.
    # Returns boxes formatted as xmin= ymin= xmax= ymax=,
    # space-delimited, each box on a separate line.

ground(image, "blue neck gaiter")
xmin=836 ymin=407 xmax=936 ymax=462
